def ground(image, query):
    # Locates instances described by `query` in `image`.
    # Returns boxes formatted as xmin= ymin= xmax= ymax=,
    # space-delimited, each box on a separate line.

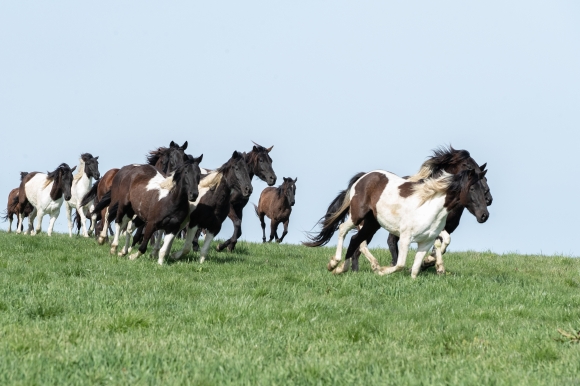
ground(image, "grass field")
xmin=0 ymin=231 xmax=579 ymax=385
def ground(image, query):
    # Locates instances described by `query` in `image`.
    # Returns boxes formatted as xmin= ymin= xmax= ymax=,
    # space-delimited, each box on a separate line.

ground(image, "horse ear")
xmin=71 ymin=166 xmax=77 ymax=172
xmin=480 ymin=170 xmax=488 ymax=178
xmin=181 ymin=141 xmax=188 ymax=150
xmin=194 ymin=154 xmax=203 ymax=163
xmin=232 ymin=151 xmax=241 ymax=159
xmin=95 ymin=156 xmax=99 ymax=160
xmin=253 ymin=145 xmax=258 ymax=152
xmin=479 ymin=162 xmax=487 ymax=171
xmin=170 ymin=141 xmax=176 ymax=147
xmin=294 ymin=177 xmax=298 ymax=183
xmin=266 ymin=145 xmax=274 ymax=153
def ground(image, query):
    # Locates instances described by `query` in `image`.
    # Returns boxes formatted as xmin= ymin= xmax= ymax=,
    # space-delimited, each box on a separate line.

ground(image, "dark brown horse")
xmin=146 ymin=141 xmax=189 ymax=176
xmin=2 ymin=175 xmax=33 ymax=233
xmin=103 ymin=154 xmax=203 ymax=264
xmin=171 ymin=151 xmax=253 ymax=263
xmin=254 ymin=177 xmax=297 ymax=243
xmin=350 ymin=146 xmax=492 ymax=272
xmin=193 ymin=142 xmax=276 ymax=252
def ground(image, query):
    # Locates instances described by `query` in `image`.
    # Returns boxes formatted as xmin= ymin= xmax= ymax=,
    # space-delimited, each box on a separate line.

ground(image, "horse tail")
xmin=92 ymin=190 xmax=111 ymax=215
xmin=73 ymin=210 xmax=82 ymax=234
xmin=303 ymin=172 xmax=365 ymax=247
xmin=253 ymin=203 xmax=259 ymax=217
xmin=80 ymin=180 xmax=100 ymax=208
xmin=106 ymin=202 xmax=119 ymax=224
xmin=0 ymin=209 xmax=8 ymax=222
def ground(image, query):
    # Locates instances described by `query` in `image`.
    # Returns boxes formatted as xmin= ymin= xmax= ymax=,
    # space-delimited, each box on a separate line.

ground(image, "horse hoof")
xmin=199 ymin=257 xmax=206 ymax=264
xmin=327 ymin=258 xmax=339 ymax=272
xmin=129 ymin=252 xmax=140 ymax=260
xmin=117 ymin=251 xmax=126 ymax=257
xmin=98 ymin=237 xmax=106 ymax=245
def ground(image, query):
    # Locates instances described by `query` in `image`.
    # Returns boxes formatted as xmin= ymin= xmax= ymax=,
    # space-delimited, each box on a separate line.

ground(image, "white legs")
xmin=157 ymin=233 xmax=176 ymax=265
xmin=110 ymin=216 xmax=130 ymax=255
xmin=66 ymin=202 xmax=73 ymax=237
xmin=199 ymin=232 xmax=215 ymax=263
xmin=327 ymin=218 xmax=355 ymax=271
xmin=171 ymin=226 xmax=198 ymax=261
xmin=118 ymin=220 xmax=134 ymax=256
xmin=97 ymin=207 xmax=109 ymax=245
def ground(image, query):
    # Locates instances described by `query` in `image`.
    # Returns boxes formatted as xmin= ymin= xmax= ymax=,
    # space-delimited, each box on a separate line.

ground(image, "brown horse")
xmin=103 ymin=154 xmax=203 ymax=264
xmin=2 ymin=175 xmax=33 ymax=232
xmin=254 ymin=177 xmax=297 ymax=243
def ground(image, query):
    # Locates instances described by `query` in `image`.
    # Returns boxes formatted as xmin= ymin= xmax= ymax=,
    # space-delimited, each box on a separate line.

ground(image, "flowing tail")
xmin=92 ymin=190 xmax=111 ymax=216
xmin=80 ymin=180 xmax=100 ymax=208
xmin=303 ymin=172 xmax=365 ymax=247
xmin=253 ymin=203 xmax=259 ymax=217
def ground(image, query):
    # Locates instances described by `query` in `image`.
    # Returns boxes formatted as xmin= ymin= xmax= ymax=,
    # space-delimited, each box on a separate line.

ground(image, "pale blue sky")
xmin=1 ymin=1 xmax=579 ymax=255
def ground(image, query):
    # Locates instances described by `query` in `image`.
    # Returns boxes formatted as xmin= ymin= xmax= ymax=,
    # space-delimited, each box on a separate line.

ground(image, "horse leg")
xmin=387 ymin=233 xmax=400 ymax=266
xmin=87 ymin=204 xmax=96 ymax=236
xmin=47 ymin=211 xmax=59 ymax=236
xmin=410 ymin=241 xmax=436 ymax=279
xmin=110 ymin=215 xmax=129 ymax=255
xmin=277 ymin=219 xmax=289 ymax=243
xmin=378 ymin=235 xmax=410 ymax=276
xmin=118 ymin=220 xmax=134 ymax=256
xmin=151 ymin=230 xmax=164 ymax=258
xmin=327 ymin=217 xmax=355 ymax=271
xmin=334 ymin=217 xmax=379 ymax=274
xmin=259 ymin=213 xmax=266 ymax=243
xmin=217 ymin=206 xmax=235 ymax=252
xmin=223 ymin=206 xmax=243 ymax=252
xmin=78 ymin=206 xmax=90 ymax=237
xmin=191 ymin=227 xmax=202 ymax=252
xmin=171 ymin=226 xmax=198 ymax=260
xmin=7 ymin=214 xmax=13 ymax=233
xmin=98 ymin=207 xmax=110 ymax=245
xmin=199 ymin=231 xmax=216 ymax=263
xmin=65 ymin=202 xmax=73 ymax=237
xmin=32 ymin=210 xmax=44 ymax=235
xmin=25 ymin=208 xmax=36 ymax=235
xmin=268 ymin=220 xmax=278 ymax=242
xmin=157 ymin=232 xmax=176 ymax=265
xmin=129 ymin=222 xmax=155 ymax=261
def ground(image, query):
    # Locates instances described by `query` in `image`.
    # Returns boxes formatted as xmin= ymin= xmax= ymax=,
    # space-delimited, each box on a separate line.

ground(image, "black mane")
xmin=422 ymin=146 xmax=473 ymax=177
xmin=81 ymin=153 xmax=94 ymax=162
xmin=47 ymin=163 xmax=71 ymax=181
xmin=146 ymin=147 xmax=169 ymax=166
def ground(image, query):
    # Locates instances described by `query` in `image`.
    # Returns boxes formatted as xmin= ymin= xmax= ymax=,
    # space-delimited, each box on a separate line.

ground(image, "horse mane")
xmin=146 ymin=147 xmax=169 ymax=166
xmin=408 ymin=146 xmax=472 ymax=182
xmin=199 ymin=171 xmax=222 ymax=190
xmin=247 ymin=143 xmax=272 ymax=165
xmin=43 ymin=163 xmax=70 ymax=189
xmin=411 ymin=172 xmax=454 ymax=206
xmin=20 ymin=172 xmax=28 ymax=181
xmin=73 ymin=157 xmax=86 ymax=182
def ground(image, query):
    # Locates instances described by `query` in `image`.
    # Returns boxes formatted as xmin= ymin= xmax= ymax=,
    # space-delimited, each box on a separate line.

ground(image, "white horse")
xmin=305 ymin=169 xmax=488 ymax=278
xmin=64 ymin=154 xmax=100 ymax=237
xmin=17 ymin=163 xmax=76 ymax=236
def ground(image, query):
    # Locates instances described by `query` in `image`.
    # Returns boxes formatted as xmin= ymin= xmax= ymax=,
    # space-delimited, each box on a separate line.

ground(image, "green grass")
xmin=0 ymin=231 xmax=579 ymax=385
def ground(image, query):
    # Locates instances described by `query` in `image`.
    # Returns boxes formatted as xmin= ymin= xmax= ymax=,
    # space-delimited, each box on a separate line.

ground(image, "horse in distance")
xmin=65 ymin=153 xmax=100 ymax=237
xmin=2 ymin=175 xmax=33 ymax=233
xmin=254 ymin=177 xmax=297 ymax=243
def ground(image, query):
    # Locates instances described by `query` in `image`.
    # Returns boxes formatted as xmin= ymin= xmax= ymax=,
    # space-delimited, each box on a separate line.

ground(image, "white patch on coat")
xmin=146 ymin=171 xmax=172 ymax=200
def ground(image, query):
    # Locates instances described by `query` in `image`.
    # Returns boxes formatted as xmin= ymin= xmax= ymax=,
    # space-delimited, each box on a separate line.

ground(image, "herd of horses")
xmin=2 ymin=141 xmax=491 ymax=278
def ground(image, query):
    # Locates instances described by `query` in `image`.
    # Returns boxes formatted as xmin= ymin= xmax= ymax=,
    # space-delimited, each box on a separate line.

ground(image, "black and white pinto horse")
xmin=305 ymin=168 xmax=489 ymax=278
xmin=171 ymin=151 xmax=253 ymax=263
xmin=352 ymin=147 xmax=493 ymax=272
xmin=17 ymin=163 xmax=76 ymax=236
xmin=193 ymin=142 xmax=276 ymax=252
xmin=65 ymin=153 xmax=100 ymax=237
xmin=105 ymin=155 xmax=203 ymax=265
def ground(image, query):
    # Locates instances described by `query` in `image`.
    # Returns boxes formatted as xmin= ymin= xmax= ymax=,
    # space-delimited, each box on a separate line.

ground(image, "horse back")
xmin=257 ymin=187 xmax=278 ymax=214
xmin=98 ymin=168 xmax=120 ymax=201
xmin=19 ymin=172 xmax=43 ymax=206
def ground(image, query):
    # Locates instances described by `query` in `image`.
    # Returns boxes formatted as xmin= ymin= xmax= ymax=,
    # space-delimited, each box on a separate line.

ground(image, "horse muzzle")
xmin=243 ymin=186 xmax=253 ymax=197
xmin=65 ymin=195 xmax=72 ymax=201
xmin=268 ymin=176 xmax=277 ymax=186
xmin=477 ymin=211 xmax=489 ymax=223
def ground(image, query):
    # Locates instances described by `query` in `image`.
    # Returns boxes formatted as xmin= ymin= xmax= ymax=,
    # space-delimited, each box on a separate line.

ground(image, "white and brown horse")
xmin=65 ymin=153 xmax=100 ymax=237
xmin=171 ymin=151 xmax=253 ymax=263
xmin=305 ymin=168 xmax=488 ymax=278
xmin=104 ymin=154 xmax=203 ymax=264
xmin=17 ymin=163 xmax=76 ymax=236
xmin=254 ymin=177 xmax=297 ymax=243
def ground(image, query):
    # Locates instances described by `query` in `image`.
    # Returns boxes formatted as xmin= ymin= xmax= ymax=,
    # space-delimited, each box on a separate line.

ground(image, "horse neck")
xmin=443 ymin=185 xmax=464 ymax=215
xmin=245 ymin=156 xmax=256 ymax=180
xmin=74 ymin=161 xmax=91 ymax=188
xmin=444 ymin=206 xmax=465 ymax=233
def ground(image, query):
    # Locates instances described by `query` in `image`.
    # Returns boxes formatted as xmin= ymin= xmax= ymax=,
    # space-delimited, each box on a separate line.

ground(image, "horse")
xmin=192 ymin=142 xmax=276 ymax=252
xmin=171 ymin=151 xmax=253 ymax=263
xmin=146 ymin=141 xmax=189 ymax=175
xmin=351 ymin=146 xmax=492 ymax=272
xmin=2 ymin=176 xmax=33 ymax=233
xmin=64 ymin=153 xmax=100 ymax=237
xmin=103 ymin=154 xmax=203 ymax=264
xmin=17 ymin=163 xmax=76 ymax=236
xmin=304 ymin=168 xmax=488 ymax=278
xmin=254 ymin=177 xmax=297 ymax=243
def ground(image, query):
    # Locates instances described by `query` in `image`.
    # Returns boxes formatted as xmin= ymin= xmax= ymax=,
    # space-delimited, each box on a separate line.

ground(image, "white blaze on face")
xmin=146 ymin=172 xmax=171 ymax=201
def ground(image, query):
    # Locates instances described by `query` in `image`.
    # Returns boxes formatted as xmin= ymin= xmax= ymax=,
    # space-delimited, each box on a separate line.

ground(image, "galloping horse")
xmin=171 ymin=151 xmax=253 ymax=263
xmin=304 ymin=168 xmax=488 ymax=278
xmin=82 ymin=168 xmax=119 ymax=244
xmin=254 ymin=177 xmax=297 ymax=243
xmin=104 ymin=155 xmax=203 ymax=264
xmin=193 ymin=142 xmax=276 ymax=252
xmin=2 ymin=176 xmax=33 ymax=233
xmin=352 ymin=146 xmax=492 ymax=271
xmin=65 ymin=153 xmax=100 ymax=237
xmin=17 ymin=163 xmax=76 ymax=236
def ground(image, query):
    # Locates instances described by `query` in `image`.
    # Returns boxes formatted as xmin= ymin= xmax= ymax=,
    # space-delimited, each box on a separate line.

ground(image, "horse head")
xmin=148 ymin=141 xmax=189 ymax=175
xmin=281 ymin=177 xmax=297 ymax=206
xmin=249 ymin=141 xmax=276 ymax=186
xmin=48 ymin=163 xmax=76 ymax=201
xmin=176 ymin=154 xmax=203 ymax=202
xmin=459 ymin=169 xmax=489 ymax=223
xmin=81 ymin=153 xmax=100 ymax=180
xmin=222 ymin=151 xmax=253 ymax=197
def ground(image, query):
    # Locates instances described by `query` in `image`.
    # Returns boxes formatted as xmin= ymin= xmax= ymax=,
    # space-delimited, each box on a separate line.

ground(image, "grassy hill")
xmin=0 ymin=231 xmax=579 ymax=385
